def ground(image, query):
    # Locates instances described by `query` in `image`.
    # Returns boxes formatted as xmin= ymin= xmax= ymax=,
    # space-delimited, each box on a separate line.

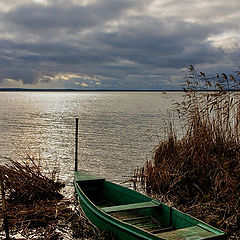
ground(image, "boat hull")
xmin=75 ymin=181 xmax=162 ymax=240
xmin=74 ymin=171 xmax=225 ymax=240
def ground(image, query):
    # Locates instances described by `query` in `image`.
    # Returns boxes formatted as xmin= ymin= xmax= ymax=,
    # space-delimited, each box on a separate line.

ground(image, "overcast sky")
xmin=0 ymin=0 xmax=239 ymax=90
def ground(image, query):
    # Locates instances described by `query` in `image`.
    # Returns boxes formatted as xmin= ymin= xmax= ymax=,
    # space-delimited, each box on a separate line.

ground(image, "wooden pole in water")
xmin=0 ymin=169 xmax=10 ymax=240
xmin=75 ymin=117 xmax=79 ymax=171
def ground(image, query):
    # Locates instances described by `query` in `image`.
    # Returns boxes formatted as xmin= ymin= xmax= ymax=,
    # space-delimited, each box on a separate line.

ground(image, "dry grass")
xmin=0 ymin=157 xmax=115 ymax=239
xmin=140 ymin=65 xmax=240 ymax=238
xmin=1 ymin=156 xmax=64 ymax=203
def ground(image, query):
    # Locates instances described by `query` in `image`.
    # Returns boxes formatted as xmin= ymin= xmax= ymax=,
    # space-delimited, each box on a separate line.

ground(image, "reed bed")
xmin=0 ymin=157 xmax=115 ymax=239
xmin=139 ymin=65 xmax=240 ymax=238
xmin=0 ymin=156 xmax=64 ymax=202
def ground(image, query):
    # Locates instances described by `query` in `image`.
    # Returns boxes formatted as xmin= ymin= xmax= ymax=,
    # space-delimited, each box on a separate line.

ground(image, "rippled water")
xmin=0 ymin=91 xmax=183 ymax=189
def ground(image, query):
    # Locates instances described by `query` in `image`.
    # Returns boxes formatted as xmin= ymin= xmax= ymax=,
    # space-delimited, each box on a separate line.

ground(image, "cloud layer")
xmin=0 ymin=0 xmax=239 ymax=89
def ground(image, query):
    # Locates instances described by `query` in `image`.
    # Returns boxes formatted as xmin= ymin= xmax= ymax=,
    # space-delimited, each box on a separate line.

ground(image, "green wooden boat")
xmin=74 ymin=171 xmax=225 ymax=240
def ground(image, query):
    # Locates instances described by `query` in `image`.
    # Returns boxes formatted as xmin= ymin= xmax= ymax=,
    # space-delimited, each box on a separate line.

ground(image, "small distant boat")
xmin=74 ymin=171 xmax=225 ymax=240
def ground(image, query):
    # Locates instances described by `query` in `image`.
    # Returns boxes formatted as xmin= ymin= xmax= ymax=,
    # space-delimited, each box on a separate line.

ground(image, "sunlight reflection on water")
xmin=0 ymin=91 xmax=183 ymax=194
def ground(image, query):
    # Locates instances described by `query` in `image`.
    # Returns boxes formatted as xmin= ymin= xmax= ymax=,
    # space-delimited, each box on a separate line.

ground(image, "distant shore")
xmin=1 ymin=88 xmax=239 ymax=92
xmin=0 ymin=88 xmax=183 ymax=92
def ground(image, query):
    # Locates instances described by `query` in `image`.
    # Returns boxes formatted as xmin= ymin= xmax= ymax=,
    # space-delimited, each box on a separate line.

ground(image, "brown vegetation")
xmin=0 ymin=157 xmax=115 ymax=239
xmin=140 ymin=65 xmax=240 ymax=239
xmin=1 ymin=156 xmax=64 ymax=203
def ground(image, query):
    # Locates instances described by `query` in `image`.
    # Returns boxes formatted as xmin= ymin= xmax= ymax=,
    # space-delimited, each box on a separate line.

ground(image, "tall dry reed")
xmin=141 ymin=65 xmax=240 ymax=237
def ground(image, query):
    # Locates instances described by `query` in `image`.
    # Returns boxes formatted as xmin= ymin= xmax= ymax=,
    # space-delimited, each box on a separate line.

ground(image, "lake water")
xmin=0 ymin=91 xmax=183 ymax=191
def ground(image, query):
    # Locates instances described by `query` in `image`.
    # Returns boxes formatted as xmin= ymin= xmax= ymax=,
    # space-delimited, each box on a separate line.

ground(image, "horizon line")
xmin=1 ymin=88 xmax=238 ymax=92
xmin=0 ymin=88 xmax=183 ymax=92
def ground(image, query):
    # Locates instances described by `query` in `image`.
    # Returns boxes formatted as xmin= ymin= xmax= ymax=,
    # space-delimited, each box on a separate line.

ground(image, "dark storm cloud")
xmin=0 ymin=0 xmax=239 ymax=89
xmin=0 ymin=0 xmax=139 ymax=85
xmin=93 ymin=16 xmax=224 ymax=68
xmin=3 ymin=0 xmax=136 ymax=31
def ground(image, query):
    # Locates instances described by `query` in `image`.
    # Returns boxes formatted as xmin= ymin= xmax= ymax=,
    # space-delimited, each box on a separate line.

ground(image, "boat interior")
xmin=75 ymin=172 xmax=224 ymax=239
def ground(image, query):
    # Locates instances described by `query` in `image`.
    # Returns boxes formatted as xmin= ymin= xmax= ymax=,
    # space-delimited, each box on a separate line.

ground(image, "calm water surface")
xmin=0 ymin=91 xmax=183 ymax=191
